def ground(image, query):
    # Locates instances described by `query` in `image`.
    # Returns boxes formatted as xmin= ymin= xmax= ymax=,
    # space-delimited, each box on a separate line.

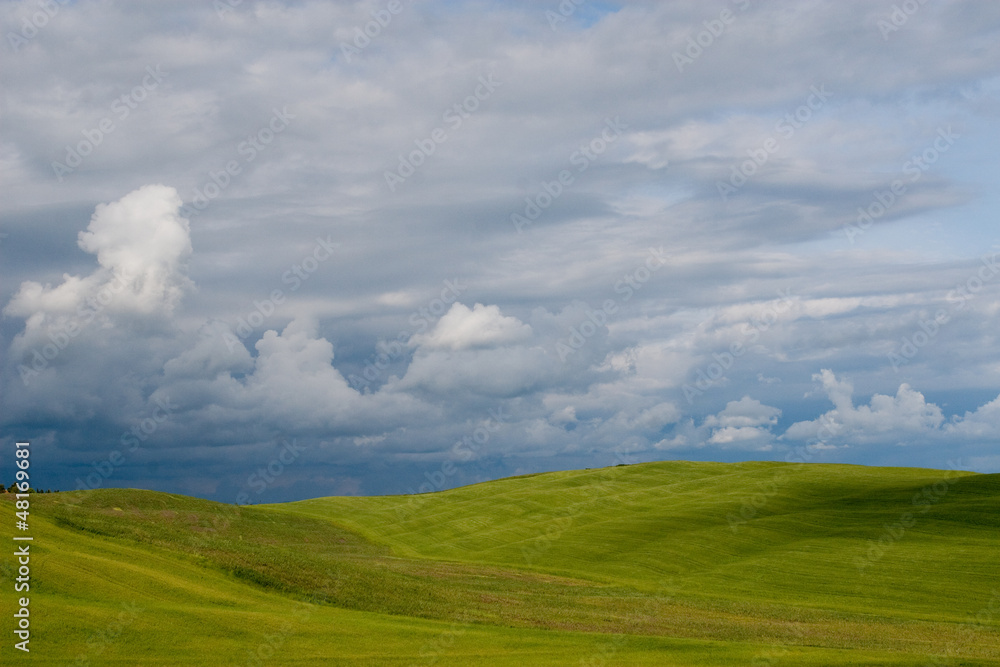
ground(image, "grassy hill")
xmin=2 ymin=460 xmax=998 ymax=665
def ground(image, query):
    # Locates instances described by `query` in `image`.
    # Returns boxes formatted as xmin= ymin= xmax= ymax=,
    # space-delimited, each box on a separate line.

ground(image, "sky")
xmin=1 ymin=0 xmax=999 ymax=503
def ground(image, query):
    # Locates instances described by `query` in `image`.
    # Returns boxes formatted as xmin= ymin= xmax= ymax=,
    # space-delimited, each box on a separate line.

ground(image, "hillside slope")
xmin=2 ymin=460 xmax=997 ymax=665
xmin=275 ymin=461 xmax=999 ymax=621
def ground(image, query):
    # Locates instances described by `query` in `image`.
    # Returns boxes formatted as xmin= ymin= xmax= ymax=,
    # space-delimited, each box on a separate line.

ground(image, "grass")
xmin=1 ymin=460 xmax=998 ymax=665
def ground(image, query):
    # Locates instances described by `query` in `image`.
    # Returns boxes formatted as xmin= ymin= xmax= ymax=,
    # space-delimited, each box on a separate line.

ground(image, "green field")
xmin=2 ymin=460 xmax=998 ymax=665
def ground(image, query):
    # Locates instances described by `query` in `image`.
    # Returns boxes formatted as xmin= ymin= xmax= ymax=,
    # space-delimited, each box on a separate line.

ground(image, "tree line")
xmin=2 ymin=485 xmax=58 ymax=493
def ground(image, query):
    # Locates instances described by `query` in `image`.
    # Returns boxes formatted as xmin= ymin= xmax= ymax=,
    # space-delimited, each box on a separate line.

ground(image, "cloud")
xmin=410 ymin=302 xmax=533 ymax=350
xmin=2 ymin=186 xmax=196 ymax=421
xmin=5 ymin=184 xmax=191 ymax=321
xmin=78 ymin=185 xmax=192 ymax=309
xmin=631 ymin=401 xmax=682 ymax=430
xmin=694 ymin=396 xmax=782 ymax=450
xmin=161 ymin=321 xmax=254 ymax=381
xmin=152 ymin=317 xmax=435 ymax=438
xmin=784 ymin=369 xmax=945 ymax=442
xmin=707 ymin=426 xmax=773 ymax=446
xmin=945 ymin=395 xmax=1000 ymax=439
xmin=399 ymin=304 xmax=549 ymax=398
xmin=704 ymin=395 xmax=781 ymax=429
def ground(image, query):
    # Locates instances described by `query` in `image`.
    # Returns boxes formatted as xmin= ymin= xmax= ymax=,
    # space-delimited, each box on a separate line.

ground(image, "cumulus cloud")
xmin=243 ymin=321 xmax=368 ymax=424
xmin=704 ymin=396 xmax=781 ymax=429
xmin=161 ymin=321 xmax=254 ymax=381
xmin=650 ymin=396 xmax=781 ymax=452
xmin=396 ymin=302 xmax=615 ymax=399
xmin=410 ymin=303 xmax=533 ymax=351
xmin=3 ymin=186 xmax=194 ymax=412
xmin=584 ymin=398 xmax=682 ymax=446
xmin=694 ymin=396 xmax=781 ymax=450
xmin=784 ymin=369 xmax=945 ymax=442
xmin=6 ymin=185 xmax=191 ymax=320
xmin=152 ymin=317 xmax=435 ymax=438
xmin=631 ymin=402 xmax=683 ymax=430
xmin=945 ymin=395 xmax=1000 ymax=439
xmin=707 ymin=426 xmax=773 ymax=446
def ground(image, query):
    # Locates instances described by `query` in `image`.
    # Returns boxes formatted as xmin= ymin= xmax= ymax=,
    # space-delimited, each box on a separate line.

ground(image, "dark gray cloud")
xmin=2 ymin=0 xmax=999 ymax=500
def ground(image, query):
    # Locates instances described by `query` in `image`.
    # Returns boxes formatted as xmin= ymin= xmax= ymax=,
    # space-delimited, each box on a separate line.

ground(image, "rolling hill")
xmin=2 ymin=460 xmax=998 ymax=665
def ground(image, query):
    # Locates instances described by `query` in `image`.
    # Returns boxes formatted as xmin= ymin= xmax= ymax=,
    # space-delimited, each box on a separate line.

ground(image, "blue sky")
xmin=1 ymin=0 xmax=999 ymax=502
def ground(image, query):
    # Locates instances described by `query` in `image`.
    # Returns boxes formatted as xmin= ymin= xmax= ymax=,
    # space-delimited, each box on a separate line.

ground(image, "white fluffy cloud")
xmin=6 ymin=185 xmax=192 ymax=320
xmin=704 ymin=396 xmax=781 ymax=429
xmin=3 ymin=186 xmax=194 ymax=402
xmin=945 ymin=395 xmax=1000 ymax=439
xmin=651 ymin=396 xmax=781 ymax=452
xmin=397 ymin=303 xmax=600 ymax=398
xmin=784 ymin=369 xmax=944 ymax=442
xmin=707 ymin=426 xmax=772 ymax=446
xmin=151 ymin=316 xmax=436 ymax=437
xmin=410 ymin=303 xmax=533 ymax=351
xmin=698 ymin=396 xmax=781 ymax=449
